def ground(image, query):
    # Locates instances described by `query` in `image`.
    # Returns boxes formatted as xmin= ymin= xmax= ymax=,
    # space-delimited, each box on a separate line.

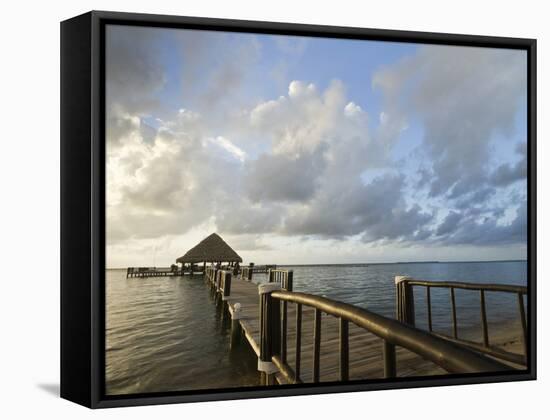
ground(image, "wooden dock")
xmin=216 ymin=273 xmax=447 ymax=384
xmin=157 ymin=232 xmax=525 ymax=386
xmin=126 ymin=263 xmax=273 ymax=279
xmin=203 ymin=266 xmax=525 ymax=385
xmin=126 ymin=267 xmax=205 ymax=278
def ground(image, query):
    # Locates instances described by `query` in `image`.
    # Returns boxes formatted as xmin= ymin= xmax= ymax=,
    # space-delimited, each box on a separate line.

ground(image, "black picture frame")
xmin=61 ymin=10 xmax=537 ymax=409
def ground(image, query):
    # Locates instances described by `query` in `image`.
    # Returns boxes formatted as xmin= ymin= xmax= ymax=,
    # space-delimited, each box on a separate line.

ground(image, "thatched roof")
xmin=176 ymin=233 xmax=242 ymax=264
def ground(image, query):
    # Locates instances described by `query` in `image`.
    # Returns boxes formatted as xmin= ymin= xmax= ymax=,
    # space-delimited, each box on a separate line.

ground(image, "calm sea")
xmin=106 ymin=260 xmax=527 ymax=395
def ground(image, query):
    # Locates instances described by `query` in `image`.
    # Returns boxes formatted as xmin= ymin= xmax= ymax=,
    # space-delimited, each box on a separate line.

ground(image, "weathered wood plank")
xmin=222 ymin=275 xmax=447 ymax=385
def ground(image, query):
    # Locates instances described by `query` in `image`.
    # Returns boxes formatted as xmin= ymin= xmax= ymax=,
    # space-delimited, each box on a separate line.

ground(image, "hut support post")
xmin=258 ymin=283 xmax=282 ymax=385
xmin=395 ymin=276 xmax=415 ymax=326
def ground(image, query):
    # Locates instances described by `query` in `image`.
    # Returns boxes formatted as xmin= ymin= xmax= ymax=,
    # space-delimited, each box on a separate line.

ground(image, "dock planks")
xmin=222 ymin=275 xmax=445 ymax=385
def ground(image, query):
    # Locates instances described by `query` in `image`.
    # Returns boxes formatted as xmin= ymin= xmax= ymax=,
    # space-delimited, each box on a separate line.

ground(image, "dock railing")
xmin=218 ymin=270 xmax=232 ymax=300
xmin=268 ymin=269 xmax=293 ymax=291
xmin=241 ymin=266 xmax=253 ymax=281
xmin=252 ymin=264 xmax=277 ymax=274
xmin=395 ymin=276 xmax=528 ymax=366
xmin=258 ymin=271 xmax=512 ymax=385
xmin=126 ymin=266 xmax=178 ymax=278
xmin=205 ymin=266 xmax=218 ymax=285
xmin=205 ymin=267 xmax=232 ymax=300
xmin=240 ymin=264 xmax=279 ymax=282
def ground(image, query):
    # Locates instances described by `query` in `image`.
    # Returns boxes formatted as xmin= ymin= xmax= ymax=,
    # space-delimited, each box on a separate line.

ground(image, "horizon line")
xmin=106 ymin=258 xmax=527 ymax=270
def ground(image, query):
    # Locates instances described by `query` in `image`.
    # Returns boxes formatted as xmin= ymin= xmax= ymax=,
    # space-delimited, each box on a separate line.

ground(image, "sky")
xmin=105 ymin=24 xmax=528 ymax=268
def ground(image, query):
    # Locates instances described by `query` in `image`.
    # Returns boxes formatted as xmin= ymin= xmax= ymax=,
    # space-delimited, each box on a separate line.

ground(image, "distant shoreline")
xmin=106 ymin=259 xmax=526 ymax=271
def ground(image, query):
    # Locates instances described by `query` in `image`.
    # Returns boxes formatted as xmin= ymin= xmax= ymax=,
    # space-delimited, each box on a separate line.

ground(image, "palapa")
xmin=176 ymin=233 xmax=242 ymax=264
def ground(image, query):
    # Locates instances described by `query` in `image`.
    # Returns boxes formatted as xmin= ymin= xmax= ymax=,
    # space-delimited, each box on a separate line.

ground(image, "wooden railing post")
xmin=295 ymin=303 xmax=302 ymax=382
xmin=217 ymin=269 xmax=221 ymax=288
xmin=395 ymin=276 xmax=415 ymax=326
xmin=426 ymin=286 xmax=433 ymax=332
xmin=480 ymin=290 xmax=489 ymax=347
xmin=229 ymin=302 xmax=243 ymax=350
xmin=339 ymin=318 xmax=349 ymax=381
xmin=517 ymin=293 xmax=527 ymax=356
xmin=242 ymin=266 xmax=253 ymax=281
xmin=450 ymin=287 xmax=458 ymax=338
xmin=383 ymin=341 xmax=397 ymax=378
xmin=313 ymin=308 xmax=322 ymax=382
xmin=285 ymin=270 xmax=293 ymax=291
xmin=222 ymin=271 xmax=232 ymax=300
xmin=258 ymin=283 xmax=282 ymax=385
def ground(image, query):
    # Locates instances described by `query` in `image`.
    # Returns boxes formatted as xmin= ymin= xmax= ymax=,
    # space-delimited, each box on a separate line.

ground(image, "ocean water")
xmin=106 ymin=261 xmax=527 ymax=395
xmin=106 ymin=271 xmax=260 ymax=395
xmin=284 ymin=261 xmax=527 ymax=336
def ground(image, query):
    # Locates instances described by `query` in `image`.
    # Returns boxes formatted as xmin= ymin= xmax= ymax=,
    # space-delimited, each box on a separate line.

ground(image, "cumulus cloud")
xmin=105 ymin=29 xmax=528 ymax=266
xmin=107 ymin=75 xmax=526 ymax=248
xmin=106 ymin=108 xmax=242 ymax=243
xmin=240 ymin=79 xmax=421 ymax=240
xmin=245 ymin=147 xmax=327 ymax=203
xmin=208 ymin=136 xmax=247 ymax=162
xmin=283 ymin=174 xmax=432 ymax=240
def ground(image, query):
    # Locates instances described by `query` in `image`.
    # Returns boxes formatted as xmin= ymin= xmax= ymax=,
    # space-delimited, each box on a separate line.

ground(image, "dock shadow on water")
xmin=106 ymin=270 xmax=260 ymax=395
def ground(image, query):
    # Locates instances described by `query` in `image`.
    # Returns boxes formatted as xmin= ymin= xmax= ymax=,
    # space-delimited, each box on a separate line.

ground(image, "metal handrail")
xmin=265 ymin=290 xmax=510 ymax=384
xmin=395 ymin=277 xmax=528 ymax=364
xmin=404 ymin=279 xmax=527 ymax=294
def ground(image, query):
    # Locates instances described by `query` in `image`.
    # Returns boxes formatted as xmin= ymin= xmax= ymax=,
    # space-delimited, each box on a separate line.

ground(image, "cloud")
xmin=373 ymin=45 xmax=527 ymax=199
xmin=240 ymin=79 xmax=422 ymax=240
xmin=197 ymin=35 xmax=262 ymax=110
xmin=245 ymin=146 xmax=327 ymax=203
xmin=436 ymin=211 xmax=462 ymax=236
xmin=225 ymin=234 xmax=274 ymax=251
xmin=438 ymin=200 xmax=527 ymax=246
xmin=284 ymin=174 xmax=433 ymax=241
xmin=106 ymin=110 xmax=243 ymax=243
xmin=105 ymin=28 xmax=528 ymax=267
xmin=273 ymin=36 xmax=308 ymax=56
xmin=249 ymin=80 xmax=352 ymax=156
xmin=107 ymin=77 xmax=415 ymax=244
xmin=167 ymin=30 xmax=263 ymax=117
xmin=208 ymin=136 xmax=247 ymax=162
xmin=107 ymin=74 xmax=526 ymax=249
xmin=106 ymin=25 xmax=166 ymax=116
xmin=489 ymin=142 xmax=527 ymax=187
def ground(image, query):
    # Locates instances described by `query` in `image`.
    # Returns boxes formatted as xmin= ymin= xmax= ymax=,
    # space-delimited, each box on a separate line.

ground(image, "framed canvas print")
xmin=60 ymin=11 xmax=536 ymax=408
